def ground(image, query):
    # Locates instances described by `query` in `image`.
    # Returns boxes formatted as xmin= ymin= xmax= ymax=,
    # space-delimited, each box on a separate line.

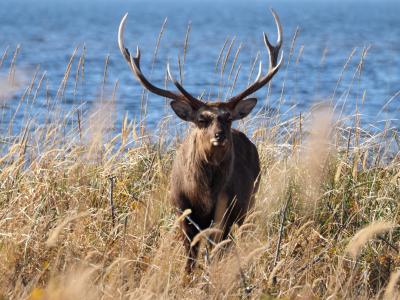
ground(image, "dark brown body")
xmin=170 ymin=128 xmax=260 ymax=272
xmin=118 ymin=9 xmax=282 ymax=274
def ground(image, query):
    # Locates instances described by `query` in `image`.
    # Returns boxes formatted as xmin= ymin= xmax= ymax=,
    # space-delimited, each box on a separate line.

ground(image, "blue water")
xmin=0 ymin=0 xmax=399 ymax=134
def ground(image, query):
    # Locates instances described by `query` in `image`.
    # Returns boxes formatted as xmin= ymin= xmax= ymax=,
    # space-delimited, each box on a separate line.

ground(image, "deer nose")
xmin=214 ymin=131 xmax=226 ymax=141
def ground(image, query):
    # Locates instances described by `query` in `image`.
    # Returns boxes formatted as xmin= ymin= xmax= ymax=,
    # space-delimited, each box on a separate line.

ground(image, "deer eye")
xmin=220 ymin=113 xmax=232 ymax=123
xmin=198 ymin=116 xmax=211 ymax=126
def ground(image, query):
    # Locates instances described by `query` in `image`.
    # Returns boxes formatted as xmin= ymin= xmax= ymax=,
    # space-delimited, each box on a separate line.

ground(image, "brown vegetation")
xmin=0 ymin=24 xmax=399 ymax=299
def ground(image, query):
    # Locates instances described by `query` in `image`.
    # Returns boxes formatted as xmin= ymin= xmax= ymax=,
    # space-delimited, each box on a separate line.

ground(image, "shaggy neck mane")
xmin=182 ymin=131 xmax=234 ymax=211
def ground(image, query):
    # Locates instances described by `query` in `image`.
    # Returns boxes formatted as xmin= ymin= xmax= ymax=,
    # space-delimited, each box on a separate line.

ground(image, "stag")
xmin=118 ymin=10 xmax=283 ymax=273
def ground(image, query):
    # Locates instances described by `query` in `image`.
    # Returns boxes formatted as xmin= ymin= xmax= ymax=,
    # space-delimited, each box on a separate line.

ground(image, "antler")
xmin=118 ymin=13 xmax=204 ymax=109
xmin=228 ymin=9 xmax=283 ymax=106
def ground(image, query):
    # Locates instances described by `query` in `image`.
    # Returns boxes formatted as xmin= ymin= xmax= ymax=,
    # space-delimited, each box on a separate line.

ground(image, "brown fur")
xmin=118 ymin=10 xmax=282 ymax=274
xmin=169 ymin=102 xmax=260 ymax=273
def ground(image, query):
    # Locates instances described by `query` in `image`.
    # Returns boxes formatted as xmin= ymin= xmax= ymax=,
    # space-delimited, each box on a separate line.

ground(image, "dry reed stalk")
xmin=228 ymin=64 xmax=242 ymax=98
xmin=271 ymin=188 xmax=292 ymax=284
xmin=217 ymin=37 xmax=236 ymax=98
xmin=73 ymin=46 xmax=85 ymax=101
xmin=330 ymin=47 xmax=357 ymax=104
xmin=383 ymin=270 xmax=400 ymax=300
xmin=46 ymin=211 xmax=91 ymax=247
xmin=108 ymin=176 xmax=116 ymax=226
xmin=8 ymin=44 xmax=20 ymax=84
xmin=227 ymin=43 xmax=242 ymax=87
xmin=277 ymin=27 xmax=299 ymax=107
xmin=8 ymin=85 xmax=29 ymax=135
xmin=139 ymin=18 xmax=168 ymax=135
xmin=247 ymin=51 xmax=260 ymax=87
xmin=181 ymin=21 xmax=192 ymax=83
xmin=336 ymin=46 xmax=370 ymax=120
xmin=100 ymin=54 xmax=110 ymax=102
xmin=0 ymin=46 xmax=9 ymax=70
xmin=31 ymin=71 xmax=46 ymax=105
xmin=151 ymin=17 xmax=168 ymax=74
xmin=221 ymin=37 xmax=236 ymax=77
xmin=22 ymin=67 xmax=39 ymax=123
xmin=210 ymin=239 xmax=232 ymax=257
xmin=215 ymin=37 xmax=229 ymax=72
xmin=345 ymin=221 xmax=395 ymax=259
xmin=190 ymin=228 xmax=222 ymax=247
xmin=55 ymin=46 xmax=78 ymax=102
xmin=268 ymin=259 xmax=285 ymax=286
xmin=290 ymin=44 xmax=304 ymax=107
xmin=378 ymin=89 xmax=400 ymax=116
xmin=174 ymin=209 xmax=192 ymax=226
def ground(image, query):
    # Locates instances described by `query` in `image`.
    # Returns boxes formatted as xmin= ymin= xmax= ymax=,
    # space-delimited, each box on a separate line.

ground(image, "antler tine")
xmin=254 ymin=60 xmax=263 ymax=82
xmin=118 ymin=13 xmax=204 ymax=107
xmin=166 ymin=63 xmax=204 ymax=109
xmin=118 ymin=13 xmax=132 ymax=64
xmin=228 ymin=9 xmax=283 ymax=106
xmin=263 ymin=8 xmax=282 ymax=67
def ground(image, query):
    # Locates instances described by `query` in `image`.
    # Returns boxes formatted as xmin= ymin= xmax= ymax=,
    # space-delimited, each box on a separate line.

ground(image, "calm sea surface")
xmin=0 ymin=0 xmax=399 ymax=134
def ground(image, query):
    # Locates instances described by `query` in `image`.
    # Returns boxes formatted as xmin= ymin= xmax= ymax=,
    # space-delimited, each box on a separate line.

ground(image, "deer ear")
xmin=170 ymin=100 xmax=195 ymax=122
xmin=232 ymin=98 xmax=257 ymax=120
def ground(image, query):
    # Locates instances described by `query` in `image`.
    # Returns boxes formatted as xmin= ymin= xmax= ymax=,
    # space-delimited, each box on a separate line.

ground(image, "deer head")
xmin=118 ymin=10 xmax=283 ymax=157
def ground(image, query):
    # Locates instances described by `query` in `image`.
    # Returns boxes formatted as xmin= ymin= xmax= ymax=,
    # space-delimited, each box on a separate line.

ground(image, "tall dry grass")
xmin=0 ymin=24 xmax=399 ymax=300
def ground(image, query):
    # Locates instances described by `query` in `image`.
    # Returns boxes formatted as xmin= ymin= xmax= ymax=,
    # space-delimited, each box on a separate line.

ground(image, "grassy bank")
xmin=0 ymin=42 xmax=399 ymax=299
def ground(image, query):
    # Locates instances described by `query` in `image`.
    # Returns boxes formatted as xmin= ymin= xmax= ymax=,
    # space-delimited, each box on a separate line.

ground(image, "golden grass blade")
xmin=191 ymin=228 xmax=222 ymax=247
xmin=345 ymin=221 xmax=395 ymax=259
xmin=46 ymin=211 xmax=90 ymax=247
xmin=383 ymin=270 xmax=400 ymax=300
